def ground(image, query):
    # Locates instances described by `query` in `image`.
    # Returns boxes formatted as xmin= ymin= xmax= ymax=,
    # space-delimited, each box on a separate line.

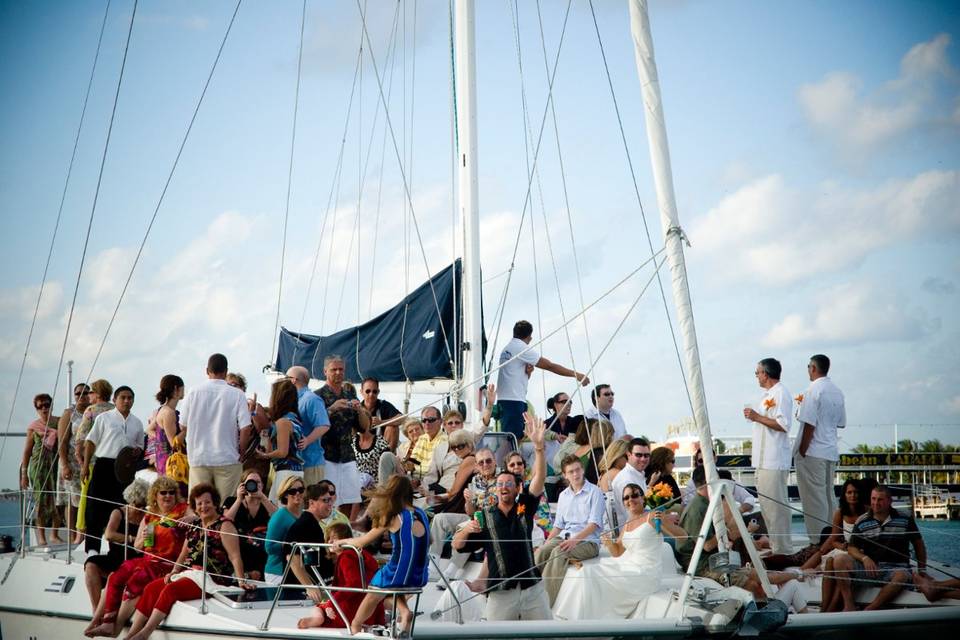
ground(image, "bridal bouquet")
xmin=646 ymin=482 xmax=674 ymax=533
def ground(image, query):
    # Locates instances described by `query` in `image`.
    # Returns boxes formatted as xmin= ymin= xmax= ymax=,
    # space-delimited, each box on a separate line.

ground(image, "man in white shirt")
xmin=496 ymin=320 xmax=589 ymax=440
xmin=610 ymin=437 xmax=657 ymax=534
xmin=743 ymin=358 xmax=793 ymax=554
xmin=583 ymin=384 xmax=627 ymax=440
xmin=535 ymin=455 xmax=605 ymax=605
xmin=82 ymin=386 xmax=144 ymax=552
xmin=795 ymin=354 xmax=846 ymax=545
xmin=181 ymin=353 xmax=252 ymax=502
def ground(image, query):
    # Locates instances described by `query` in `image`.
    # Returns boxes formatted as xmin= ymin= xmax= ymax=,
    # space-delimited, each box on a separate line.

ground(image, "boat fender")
xmin=736 ymin=599 xmax=788 ymax=637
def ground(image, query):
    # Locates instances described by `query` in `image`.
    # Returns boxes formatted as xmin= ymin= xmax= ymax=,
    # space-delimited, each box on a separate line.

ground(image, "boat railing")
xmin=260 ymin=540 xmax=423 ymax=638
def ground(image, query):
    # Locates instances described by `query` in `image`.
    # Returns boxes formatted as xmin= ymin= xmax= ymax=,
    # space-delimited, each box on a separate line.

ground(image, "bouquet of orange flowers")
xmin=645 ymin=482 xmax=674 ymax=533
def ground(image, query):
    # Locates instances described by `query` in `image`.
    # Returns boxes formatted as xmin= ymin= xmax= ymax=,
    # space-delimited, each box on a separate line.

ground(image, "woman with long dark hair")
xmin=144 ymin=375 xmax=184 ymax=476
xmin=820 ymin=478 xmax=870 ymax=611
xmin=258 ymin=379 xmax=304 ymax=502
xmin=335 ymin=475 xmax=429 ymax=635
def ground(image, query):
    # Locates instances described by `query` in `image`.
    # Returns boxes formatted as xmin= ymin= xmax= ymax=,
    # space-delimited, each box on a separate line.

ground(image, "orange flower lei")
xmin=516 ymin=503 xmax=527 ymax=516
xmin=762 ymin=397 xmax=776 ymax=410
xmin=795 ymin=393 xmax=804 ymax=403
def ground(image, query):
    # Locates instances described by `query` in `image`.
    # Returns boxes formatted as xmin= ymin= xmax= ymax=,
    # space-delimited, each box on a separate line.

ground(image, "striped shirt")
xmin=849 ymin=507 xmax=920 ymax=565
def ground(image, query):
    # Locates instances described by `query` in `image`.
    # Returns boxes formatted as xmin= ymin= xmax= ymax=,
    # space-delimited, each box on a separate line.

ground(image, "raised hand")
xmin=523 ymin=412 xmax=546 ymax=447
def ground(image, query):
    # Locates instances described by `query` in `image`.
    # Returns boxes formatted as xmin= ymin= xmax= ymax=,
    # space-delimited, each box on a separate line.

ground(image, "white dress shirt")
xmin=584 ymin=405 xmax=627 ymax=440
xmin=750 ymin=381 xmax=793 ymax=471
xmin=795 ymin=376 xmax=845 ymax=461
xmin=86 ymin=408 xmax=144 ymax=459
xmin=181 ymin=378 xmax=251 ymax=467
xmin=554 ymin=480 xmax=605 ymax=543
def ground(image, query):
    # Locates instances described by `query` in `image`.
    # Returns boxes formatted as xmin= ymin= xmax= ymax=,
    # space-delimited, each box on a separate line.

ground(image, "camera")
xmin=244 ymin=479 xmax=259 ymax=494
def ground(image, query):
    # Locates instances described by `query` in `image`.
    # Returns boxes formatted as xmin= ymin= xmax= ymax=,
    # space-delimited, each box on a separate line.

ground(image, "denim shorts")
xmin=850 ymin=561 xmax=912 ymax=586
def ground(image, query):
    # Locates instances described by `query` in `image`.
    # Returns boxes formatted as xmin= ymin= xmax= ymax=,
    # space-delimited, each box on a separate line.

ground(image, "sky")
xmin=0 ymin=0 xmax=958 ymax=490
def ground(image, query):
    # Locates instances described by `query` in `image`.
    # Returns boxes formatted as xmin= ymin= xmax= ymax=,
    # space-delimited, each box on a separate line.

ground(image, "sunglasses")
xmin=364 ymin=389 xmax=380 ymax=395
xmin=284 ymin=487 xmax=305 ymax=496
xmin=632 ymin=452 xmax=651 ymax=458
xmin=157 ymin=490 xmax=177 ymax=497
xmin=602 ymin=392 xmax=615 ymax=397
xmin=36 ymin=402 xmax=51 ymax=409
xmin=423 ymin=417 xmax=439 ymax=423
xmin=74 ymin=389 xmax=88 ymax=397
xmin=495 ymin=481 xmax=516 ymax=488
xmin=451 ymin=443 xmax=470 ymax=451
xmin=623 ymin=491 xmax=642 ymax=501
xmin=477 ymin=458 xmax=495 ymax=465
xmin=446 ymin=420 xmax=463 ymax=425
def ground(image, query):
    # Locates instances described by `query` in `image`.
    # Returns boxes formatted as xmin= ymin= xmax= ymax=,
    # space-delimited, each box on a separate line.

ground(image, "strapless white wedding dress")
xmin=552 ymin=520 xmax=669 ymax=620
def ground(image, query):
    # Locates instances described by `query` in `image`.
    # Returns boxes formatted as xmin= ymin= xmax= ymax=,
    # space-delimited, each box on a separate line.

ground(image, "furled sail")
xmin=275 ymin=260 xmax=484 ymax=383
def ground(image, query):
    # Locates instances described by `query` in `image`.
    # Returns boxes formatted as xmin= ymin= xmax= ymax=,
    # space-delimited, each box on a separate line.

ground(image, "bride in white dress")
xmin=552 ymin=482 xmax=685 ymax=620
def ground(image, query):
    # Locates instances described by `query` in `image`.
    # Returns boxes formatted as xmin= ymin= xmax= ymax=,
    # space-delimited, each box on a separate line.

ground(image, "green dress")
xmin=27 ymin=418 xmax=58 ymax=529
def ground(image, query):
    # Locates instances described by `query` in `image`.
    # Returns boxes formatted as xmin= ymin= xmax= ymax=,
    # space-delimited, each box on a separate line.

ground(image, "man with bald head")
xmin=286 ymin=366 xmax=331 ymax=486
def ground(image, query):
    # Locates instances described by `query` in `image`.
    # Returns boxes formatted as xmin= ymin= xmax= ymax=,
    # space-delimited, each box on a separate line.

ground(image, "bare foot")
xmin=297 ymin=616 xmax=323 ymax=629
xmin=50 ymin=536 xmax=65 ymax=544
xmin=569 ymin=559 xmax=583 ymax=569
xmin=84 ymin=618 xmax=102 ymax=635
xmin=85 ymin=622 xmax=116 ymax=637
xmin=841 ymin=605 xmax=857 ymax=612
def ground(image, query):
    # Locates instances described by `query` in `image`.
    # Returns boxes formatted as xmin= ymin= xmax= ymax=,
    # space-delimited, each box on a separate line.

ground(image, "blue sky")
xmin=1 ymin=0 xmax=958 ymax=489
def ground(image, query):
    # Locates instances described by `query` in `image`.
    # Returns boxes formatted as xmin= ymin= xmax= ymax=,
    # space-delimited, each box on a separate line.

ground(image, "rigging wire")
xmin=270 ymin=0 xmax=308 ymax=366
xmin=84 ymin=0 xmax=245 ymax=381
xmin=355 ymin=0 xmax=455 ymax=366
xmin=0 ymin=0 xmax=113 ymax=462
xmin=483 ymin=0 xmax=573 ymax=376
xmin=48 ymin=0 xmax=140 ymax=422
xmin=586 ymin=0 xmax=697 ymax=422
xmin=534 ymin=0 xmax=596 ymax=374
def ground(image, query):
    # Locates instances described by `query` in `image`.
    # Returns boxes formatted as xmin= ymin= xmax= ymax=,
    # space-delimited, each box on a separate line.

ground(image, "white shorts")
xmin=324 ymin=461 xmax=362 ymax=505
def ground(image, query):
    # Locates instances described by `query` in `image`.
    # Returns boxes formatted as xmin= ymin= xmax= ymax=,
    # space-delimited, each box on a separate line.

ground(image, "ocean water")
xmin=2 ymin=498 xmax=959 ymax=567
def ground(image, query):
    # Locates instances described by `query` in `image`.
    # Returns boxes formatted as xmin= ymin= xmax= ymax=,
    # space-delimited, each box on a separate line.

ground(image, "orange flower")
xmin=762 ymin=397 xmax=776 ymax=410
xmin=795 ymin=393 xmax=804 ymax=404
xmin=516 ymin=503 xmax=526 ymax=516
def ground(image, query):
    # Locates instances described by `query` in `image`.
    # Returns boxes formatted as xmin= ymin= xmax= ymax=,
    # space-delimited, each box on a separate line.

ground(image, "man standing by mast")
xmin=795 ymin=354 xmax=845 ymax=546
xmin=496 ymin=320 xmax=589 ymax=440
xmin=744 ymin=357 xmax=793 ymax=554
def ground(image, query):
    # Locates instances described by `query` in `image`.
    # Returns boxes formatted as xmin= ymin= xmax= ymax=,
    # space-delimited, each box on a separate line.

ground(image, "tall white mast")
xmin=627 ymin=0 xmax=773 ymax=600
xmin=627 ymin=0 xmax=717 ymax=483
xmin=455 ymin=0 xmax=484 ymax=420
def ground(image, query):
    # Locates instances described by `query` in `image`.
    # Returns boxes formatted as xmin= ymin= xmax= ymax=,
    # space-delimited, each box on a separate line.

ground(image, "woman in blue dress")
xmin=334 ymin=475 xmax=428 ymax=635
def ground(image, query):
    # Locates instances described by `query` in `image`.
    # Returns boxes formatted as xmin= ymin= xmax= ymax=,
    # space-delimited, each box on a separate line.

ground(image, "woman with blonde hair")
xmin=85 ymin=477 xmax=187 ymax=637
xmin=335 ymin=475 xmax=429 ymax=635
xmin=263 ymin=475 xmax=306 ymax=585
xmin=598 ymin=439 xmax=629 ymax=493
xmin=222 ymin=468 xmax=276 ymax=580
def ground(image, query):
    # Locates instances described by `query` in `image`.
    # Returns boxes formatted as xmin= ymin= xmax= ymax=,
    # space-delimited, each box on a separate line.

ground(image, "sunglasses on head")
xmin=285 ymin=487 xmax=305 ymax=496
xmin=157 ymin=490 xmax=177 ymax=497
xmin=623 ymin=491 xmax=642 ymax=501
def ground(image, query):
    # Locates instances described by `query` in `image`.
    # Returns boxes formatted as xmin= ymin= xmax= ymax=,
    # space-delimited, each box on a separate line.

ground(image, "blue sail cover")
xmin=275 ymin=260 xmax=482 ymax=382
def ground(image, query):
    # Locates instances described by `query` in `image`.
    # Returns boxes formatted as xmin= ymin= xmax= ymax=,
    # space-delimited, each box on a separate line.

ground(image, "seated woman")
xmin=543 ymin=391 xmax=583 ymax=442
xmin=396 ymin=418 xmax=424 ymax=470
xmin=84 ymin=479 xmax=148 ymax=611
xmin=222 ymin=469 xmax=276 ymax=580
xmin=644 ymin=447 xmax=682 ymax=505
xmin=124 ymin=483 xmax=253 ymax=640
xmin=597 ymin=440 xmax=628 ymax=493
xmin=353 ymin=418 xmax=392 ymax=489
xmin=430 ymin=430 xmax=477 ymax=514
xmin=335 ymin=476 xmax=429 ymax=635
xmin=85 ymin=476 xmax=187 ymax=637
xmin=263 ymin=475 xmax=306 ymax=585
xmin=552 ymin=419 xmax=611 ymax=485
xmin=553 ymin=483 xmax=685 ymax=620
xmin=297 ymin=522 xmax=385 ymax=629
xmin=817 ymin=478 xmax=869 ymax=612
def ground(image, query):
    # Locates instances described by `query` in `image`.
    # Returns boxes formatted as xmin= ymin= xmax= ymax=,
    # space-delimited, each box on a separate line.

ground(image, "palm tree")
xmin=852 ymin=443 xmax=873 ymax=453
xmin=897 ymin=439 xmax=917 ymax=453
xmin=920 ymin=439 xmax=944 ymax=453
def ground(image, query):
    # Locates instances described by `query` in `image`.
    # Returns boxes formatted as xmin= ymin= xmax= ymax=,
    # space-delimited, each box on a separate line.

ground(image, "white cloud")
xmin=943 ymin=395 xmax=960 ymax=415
xmin=762 ymin=282 xmax=937 ymax=349
xmin=689 ymin=169 xmax=960 ymax=284
xmin=0 ymin=281 xmax=63 ymax=322
xmin=799 ymin=33 xmax=959 ymax=152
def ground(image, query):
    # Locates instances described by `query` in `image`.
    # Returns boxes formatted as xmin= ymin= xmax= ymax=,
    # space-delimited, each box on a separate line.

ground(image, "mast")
xmin=626 ymin=0 xmax=717 ymax=483
xmin=627 ymin=0 xmax=775 ymax=600
xmin=455 ymin=0 xmax=484 ymax=421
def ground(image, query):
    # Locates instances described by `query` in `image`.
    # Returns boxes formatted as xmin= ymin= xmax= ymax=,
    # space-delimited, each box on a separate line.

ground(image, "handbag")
xmin=166 ymin=435 xmax=189 ymax=484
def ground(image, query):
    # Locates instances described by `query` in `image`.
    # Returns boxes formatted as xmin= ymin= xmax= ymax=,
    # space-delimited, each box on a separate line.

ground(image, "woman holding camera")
xmin=222 ymin=469 xmax=276 ymax=580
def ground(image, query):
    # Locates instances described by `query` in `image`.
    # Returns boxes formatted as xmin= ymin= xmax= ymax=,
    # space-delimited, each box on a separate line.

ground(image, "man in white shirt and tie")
xmin=743 ymin=357 xmax=793 ymax=554
xmin=795 ymin=354 xmax=846 ymax=546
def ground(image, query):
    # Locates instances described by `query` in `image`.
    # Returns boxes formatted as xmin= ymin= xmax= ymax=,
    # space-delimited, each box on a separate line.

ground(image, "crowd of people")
xmin=16 ymin=321 xmax=946 ymax=633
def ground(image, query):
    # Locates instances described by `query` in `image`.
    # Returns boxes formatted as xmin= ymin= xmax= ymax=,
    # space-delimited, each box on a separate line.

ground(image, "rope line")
xmin=0 ymin=0 xmax=113 ymax=464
